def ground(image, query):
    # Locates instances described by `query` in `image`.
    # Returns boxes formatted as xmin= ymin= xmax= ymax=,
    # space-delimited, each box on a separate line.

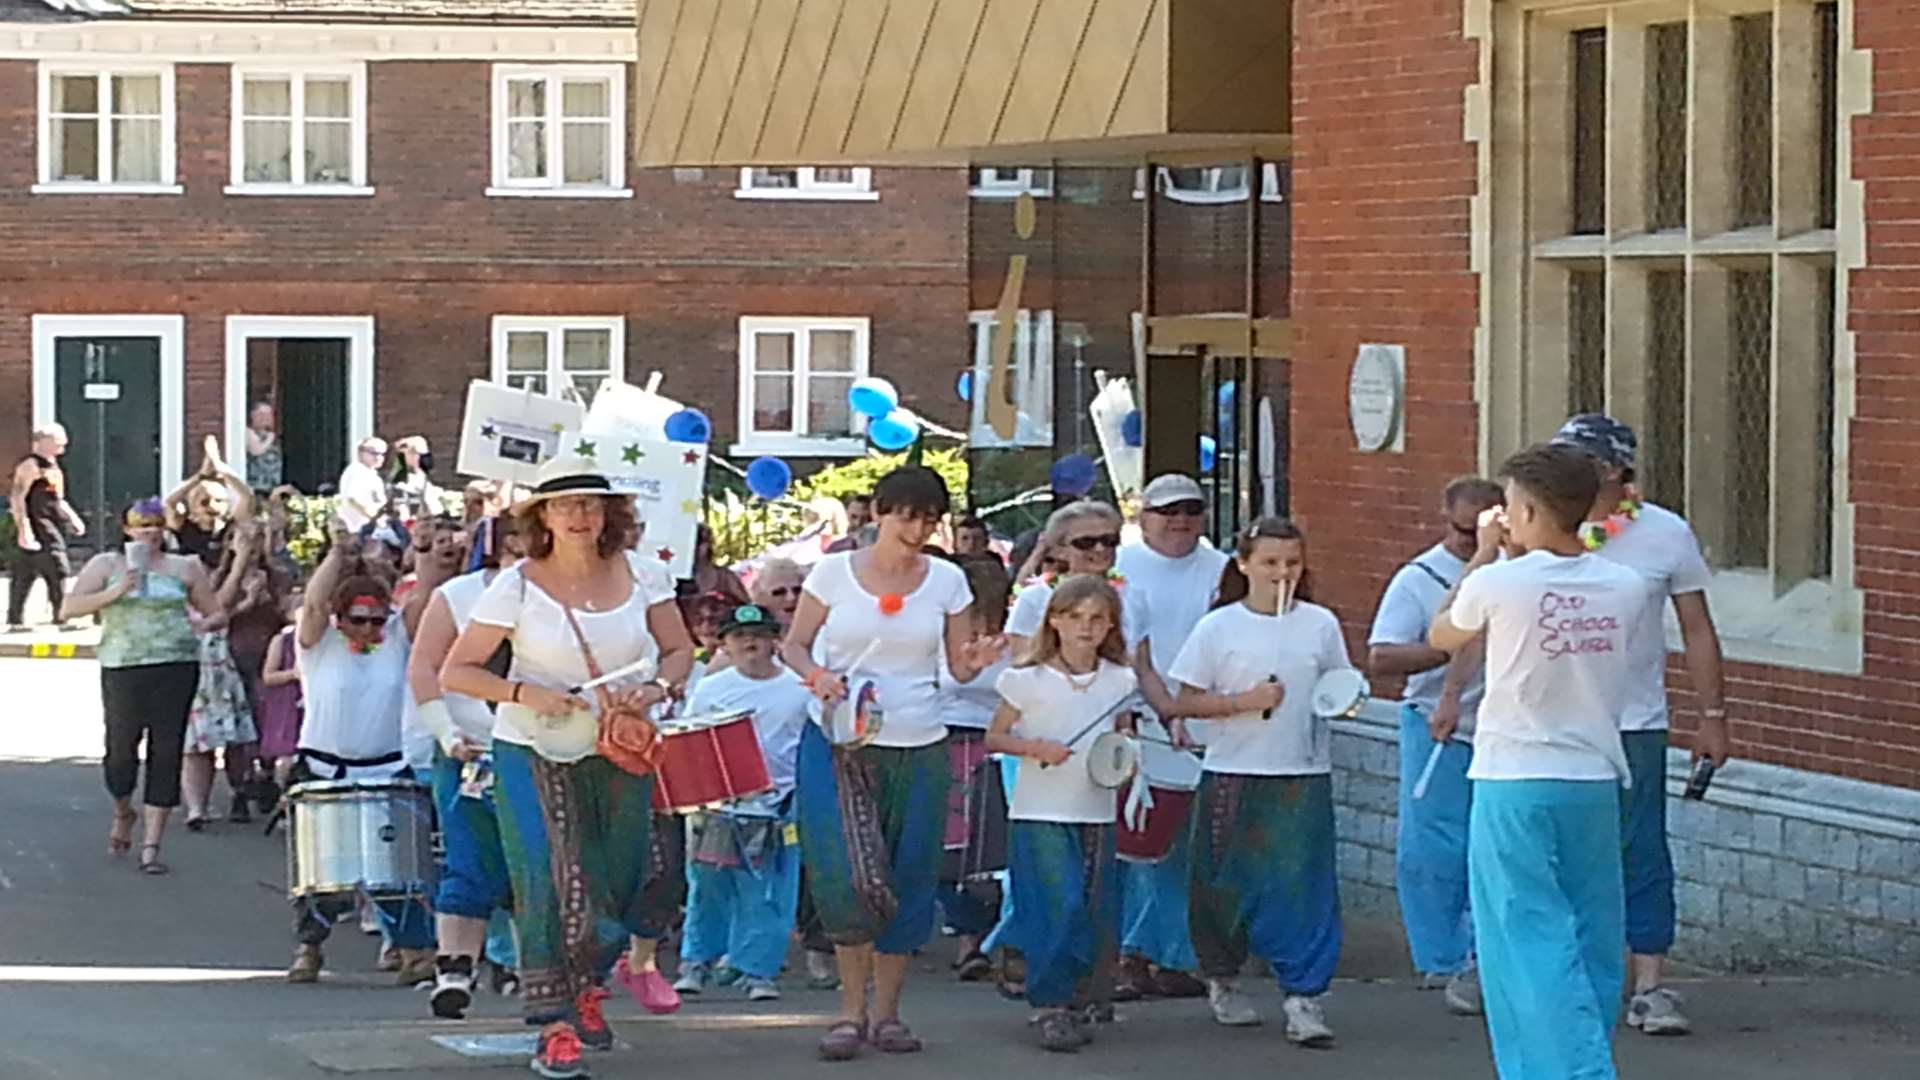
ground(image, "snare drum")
xmin=1311 ymin=669 xmax=1372 ymax=718
xmin=651 ymin=709 xmax=774 ymax=813
xmin=960 ymin=754 xmax=1010 ymax=881
xmin=1116 ymin=720 xmax=1202 ymax=864
xmin=286 ymin=779 xmax=437 ymax=898
xmin=821 ymin=680 xmax=884 ymax=748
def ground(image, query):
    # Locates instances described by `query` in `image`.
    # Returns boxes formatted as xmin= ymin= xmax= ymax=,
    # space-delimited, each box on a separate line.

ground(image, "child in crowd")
xmin=255 ymin=589 xmax=306 ymax=790
xmin=940 ymin=555 xmax=1014 ymax=980
xmin=673 ymin=603 xmax=813 ymax=1001
xmin=987 ymin=575 xmax=1136 ymax=1052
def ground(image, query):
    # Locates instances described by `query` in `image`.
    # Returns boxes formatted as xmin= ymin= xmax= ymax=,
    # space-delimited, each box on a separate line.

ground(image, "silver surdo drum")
xmin=286 ymin=778 xmax=437 ymax=899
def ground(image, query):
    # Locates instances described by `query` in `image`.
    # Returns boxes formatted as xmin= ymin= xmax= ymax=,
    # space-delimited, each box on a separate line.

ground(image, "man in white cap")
xmin=1111 ymin=472 xmax=1228 ymax=999
xmin=1551 ymin=413 xmax=1730 ymax=1037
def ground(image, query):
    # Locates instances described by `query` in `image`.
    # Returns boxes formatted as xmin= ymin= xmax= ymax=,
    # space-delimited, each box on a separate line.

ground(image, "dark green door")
xmin=274 ymin=339 xmax=350 ymax=494
xmin=54 ymin=336 xmax=163 ymax=547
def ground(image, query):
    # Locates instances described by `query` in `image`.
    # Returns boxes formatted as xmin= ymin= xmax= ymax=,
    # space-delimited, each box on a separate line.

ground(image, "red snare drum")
xmin=1116 ymin=785 xmax=1195 ymax=863
xmin=651 ymin=710 xmax=773 ymax=813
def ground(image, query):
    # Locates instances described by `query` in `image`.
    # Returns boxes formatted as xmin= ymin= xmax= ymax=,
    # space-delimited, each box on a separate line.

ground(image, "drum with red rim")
xmin=1116 ymin=720 xmax=1202 ymax=864
xmin=651 ymin=709 xmax=773 ymax=813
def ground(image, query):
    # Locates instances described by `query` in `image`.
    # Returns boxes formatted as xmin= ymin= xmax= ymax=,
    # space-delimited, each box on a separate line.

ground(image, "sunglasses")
xmin=1148 ymin=501 xmax=1206 ymax=518
xmin=765 ymin=585 xmax=800 ymax=597
xmin=1067 ymin=534 xmax=1122 ymax=551
xmin=344 ymin=614 xmax=387 ymax=628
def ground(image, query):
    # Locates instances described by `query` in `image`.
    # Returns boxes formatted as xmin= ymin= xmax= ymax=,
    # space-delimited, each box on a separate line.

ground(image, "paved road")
xmin=1 ymin=657 xmax=1915 ymax=1078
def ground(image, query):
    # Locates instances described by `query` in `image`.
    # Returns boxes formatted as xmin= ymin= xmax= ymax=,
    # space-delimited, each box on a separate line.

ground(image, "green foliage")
xmin=703 ymin=448 xmax=970 ymax=567
xmin=282 ymin=494 xmax=338 ymax=573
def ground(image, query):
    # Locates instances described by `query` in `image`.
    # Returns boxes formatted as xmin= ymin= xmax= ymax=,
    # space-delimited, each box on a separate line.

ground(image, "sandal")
xmin=817 ymin=1019 xmax=865 ymax=1062
xmin=869 ymin=1019 xmax=922 ymax=1054
xmin=139 ymin=844 xmax=169 ymax=875
xmin=108 ymin=809 xmax=136 ymax=856
xmin=955 ymin=949 xmax=992 ymax=982
xmin=1034 ymin=1009 xmax=1082 ymax=1053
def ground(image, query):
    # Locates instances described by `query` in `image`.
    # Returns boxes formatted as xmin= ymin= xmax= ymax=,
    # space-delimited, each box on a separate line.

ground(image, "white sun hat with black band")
xmin=509 ymin=454 xmax=626 ymax=515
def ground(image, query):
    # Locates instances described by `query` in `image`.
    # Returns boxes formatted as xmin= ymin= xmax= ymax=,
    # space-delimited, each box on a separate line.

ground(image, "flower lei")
xmin=1579 ymin=487 xmax=1644 ymax=551
xmin=1012 ymin=568 xmax=1126 ymax=597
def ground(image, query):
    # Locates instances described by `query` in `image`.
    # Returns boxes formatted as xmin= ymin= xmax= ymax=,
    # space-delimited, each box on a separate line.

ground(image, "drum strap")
xmin=296 ymin=747 xmax=403 ymax=780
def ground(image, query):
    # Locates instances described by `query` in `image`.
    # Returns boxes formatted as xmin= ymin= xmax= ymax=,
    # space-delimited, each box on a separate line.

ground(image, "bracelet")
xmin=509 ymin=682 xmax=522 ymax=704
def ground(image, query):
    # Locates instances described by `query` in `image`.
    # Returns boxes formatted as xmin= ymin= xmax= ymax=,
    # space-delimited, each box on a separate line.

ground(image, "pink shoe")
xmin=613 ymin=957 xmax=681 ymax=1015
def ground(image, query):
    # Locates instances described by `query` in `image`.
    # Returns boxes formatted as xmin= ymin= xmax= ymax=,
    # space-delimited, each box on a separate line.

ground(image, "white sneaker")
xmin=1282 ymin=994 xmax=1334 ymax=1047
xmin=430 ymin=964 xmax=475 ymax=1020
xmin=672 ymin=961 xmax=709 ymax=995
xmin=804 ymin=949 xmax=840 ymax=990
xmin=1627 ymin=987 xmax=1691 ymax=1036
xmin=741 ymin=976 xmax=781 ymax=1001
xmin=1443 ymin=967 xmax=1483 ymax=1016
xmin=1207 ymin=979 xmax=1262 ymax=1026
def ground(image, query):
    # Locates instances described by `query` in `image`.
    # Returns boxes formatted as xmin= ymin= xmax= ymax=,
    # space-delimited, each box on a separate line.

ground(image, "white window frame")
xmin=734 ymin=316 xmax=872 ymax=458
xmin=34 ymin=62 xmax=179 ymax=194
xmin=226 ymin=63 xmax=371 ymax=196
xmin=969 ymin=167 xmax=1053 ymax=199
xmin=30 ymin=315 xmax=186 ymax=491
xmin=967 ymin=309 xmax=1054 ymax=449
xmin=734 ymin=166 xmax=878 ymax=201
xmin=489 ymin=316 xmax=626 ymax=405
xmin=222 ymin=316 xmax=377 ymax=474
xmin=1154 ymin=163 xmax=1286 ymax=204
xmin=487 ymin=64 xmax=630 ymax=198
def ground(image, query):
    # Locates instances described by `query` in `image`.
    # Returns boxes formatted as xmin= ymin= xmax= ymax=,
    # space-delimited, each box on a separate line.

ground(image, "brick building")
xmin=637 ymin=0 xmax=1917 ymax=972
xmin=0 ymin=0 xmax=971 ymax=540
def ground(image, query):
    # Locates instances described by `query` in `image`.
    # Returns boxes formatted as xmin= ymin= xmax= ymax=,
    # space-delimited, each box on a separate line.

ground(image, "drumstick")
xmin=568 ymin=657 xmax=658 ymax=696
xmin=1411 ymin=741 xmax=1447 ymax=800
xmin=1281 ymin=577 xmax=1295 ymax=616
xmin=1040 ymin=694 xmax=1142 ymax=769
xmin=1134 ymin=732 xmax=1205 ymax=754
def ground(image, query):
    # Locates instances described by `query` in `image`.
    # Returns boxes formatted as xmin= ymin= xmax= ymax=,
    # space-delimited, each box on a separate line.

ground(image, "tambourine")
xmin=823 ymin=680 xmax=884 ymax=748
xmin=1086 ymin=731 xmax=1140 ymax=789
xmin=1310 ymin=669 xmax=1371 ymax=719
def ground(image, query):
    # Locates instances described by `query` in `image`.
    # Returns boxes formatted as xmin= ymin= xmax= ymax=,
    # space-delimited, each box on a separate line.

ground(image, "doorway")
xmin=31 ymin=315 xmax=185 ymax=548
xmin=224 ymin=317 xmax=374 ymax=495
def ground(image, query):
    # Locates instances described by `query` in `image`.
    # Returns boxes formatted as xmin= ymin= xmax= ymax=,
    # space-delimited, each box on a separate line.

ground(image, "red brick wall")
xmin=0 ymin=58 xmax=970 ymax=461
xmin=1293 ymin=0 xmax=1920 ymax=790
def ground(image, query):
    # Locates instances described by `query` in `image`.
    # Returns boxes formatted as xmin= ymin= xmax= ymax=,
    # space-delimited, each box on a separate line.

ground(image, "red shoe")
xmin=531 ymin=1021 xmax=588 ymax=1079
xmin=612 ymin=956 xmax=681 ymax=1015
xmin=573 ymin=986 xmax=614 ymax=1051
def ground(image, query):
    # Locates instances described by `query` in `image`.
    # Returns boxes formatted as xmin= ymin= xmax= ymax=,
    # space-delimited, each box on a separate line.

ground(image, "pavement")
xmin=0 ymin=573 xmax=100 ymax=658
xmin=1 ymin=656 xmax=1916 ymax=1079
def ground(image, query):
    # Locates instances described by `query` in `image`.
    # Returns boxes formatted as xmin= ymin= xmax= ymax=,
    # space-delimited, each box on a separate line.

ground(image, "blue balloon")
xmin=1121 ymin=409 xmax=1144 ymax=448
xmin=868 ymin=412 xmax=919 ymax=451
xmin=956 ymin=370 xmax=973 ymax=402
xmin=664 ymin=407 xmax=711 ymax=444
xmin=848 ymin=377 xmax=900 ymax=420
xmin=1050 ymin=453 xmax=1098 ymax=497
xmin=1198 ymin=434 xmax=1218 ymax=474
xmin=745 ymin=456 xmax=791 ymax=501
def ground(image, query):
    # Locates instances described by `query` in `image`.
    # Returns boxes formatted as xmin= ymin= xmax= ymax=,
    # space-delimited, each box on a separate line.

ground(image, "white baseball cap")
xmin=1141 ymin=473 xmax=1204 ymax=509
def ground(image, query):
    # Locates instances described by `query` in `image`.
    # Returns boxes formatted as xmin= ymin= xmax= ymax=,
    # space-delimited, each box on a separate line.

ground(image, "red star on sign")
xmin=656 ymin=547 xmax=675 ymax=562
xmin=681 ymin=449 xmax=700 ymax=465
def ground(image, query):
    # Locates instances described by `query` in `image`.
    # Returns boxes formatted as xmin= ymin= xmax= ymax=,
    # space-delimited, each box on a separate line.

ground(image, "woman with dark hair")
xmin=285 ymin=520 xmax=437 ymax=986
xmin=62 ymin=498 xmax=241 ymax=875
xmin=441 ymin=456 xmax=695 ymax=1080
xmin=1165 ymin=517 xmax=1355 ymax=1045
xmin=782 ymin=465 xmax=1008 ymax=1061
xmin=677 ymin=523 xmax=750 ymax=605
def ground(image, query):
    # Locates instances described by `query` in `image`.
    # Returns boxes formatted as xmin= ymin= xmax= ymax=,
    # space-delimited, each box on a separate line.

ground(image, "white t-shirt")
xmin=400 ymin=571 xmax=501 ymax=759
xmin=803 ymin=553 xmax=973 ymax=748
xmin=468 ymin=552 xmax=679 ymax=749
xmin=1367 ymin=544 xmax=1485 ymax=737
xmin=336 ymin=461 xmax=389 ymax=532
xmin=1449 ymin=550 xmax=1642 ymax=783
xmin=1115 ymin=542 xmax=1230 ymax=677
xmin=939 ymin=651 xmax=1009 ymax=731
xmin=297 ymin=614 xmax=412 ymax=779
xmin=1168 ymin=601 xmax=1352 ymax=776
xmin=1592 ymin=503 xmax=1713 ymax=732
xmin=1005 ymin=575 xmax=1144 ymax=649
xmin=685 ymin=665 xmax=813 ymax=801
xmin=995 ymin=660 xmax=1137 ymax=823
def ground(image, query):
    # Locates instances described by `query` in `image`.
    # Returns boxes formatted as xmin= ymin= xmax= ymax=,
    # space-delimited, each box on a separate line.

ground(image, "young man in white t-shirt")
xmin=674 ymin=603 xmax=813 ymax=1002
xmin=1110 ymin=472 xmax=1229 ymax=999
xmin=1367 ymin=475 xmax=1503 ymax=1016
xmin=1430 ymin=444 xmax=1645 ymax=1080
xmin=1551 ymin=413 xmax=1730 ymax=1037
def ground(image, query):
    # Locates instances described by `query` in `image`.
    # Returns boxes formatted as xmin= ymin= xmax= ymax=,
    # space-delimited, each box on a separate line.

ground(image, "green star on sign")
xmin=574 ymin=440 xmax=597 ymax=458
xmin=622 ymin=444 xmax=645 ymax=465
xmin=680 ymin=499 xmax=701 ymax=515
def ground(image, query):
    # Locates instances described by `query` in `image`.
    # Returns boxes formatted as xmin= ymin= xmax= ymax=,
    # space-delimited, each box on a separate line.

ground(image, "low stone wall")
xmin=1331 ymin=701 xmax=1920 ymax=975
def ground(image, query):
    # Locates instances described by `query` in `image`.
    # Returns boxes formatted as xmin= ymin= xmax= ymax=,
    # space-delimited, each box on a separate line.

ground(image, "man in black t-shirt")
xmin=8 ymin=424 xmax=85 ymax=632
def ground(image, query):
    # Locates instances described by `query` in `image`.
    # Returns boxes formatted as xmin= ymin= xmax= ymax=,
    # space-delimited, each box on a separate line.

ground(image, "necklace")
xmin=1059 ymin=659 xmax=1100 ymax=691
xmin=1579 ymin=487 xmax=1643 ymax=551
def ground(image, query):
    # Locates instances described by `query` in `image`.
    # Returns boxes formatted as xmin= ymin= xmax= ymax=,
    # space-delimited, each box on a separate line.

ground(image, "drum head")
xmin=826 ymin=681 xmax=883 ymax=747
xmin=1086 ymin=732 xmax=1140 ymax=789
xmin=530 ymin=705 xmax=598 ymax=763
xmin=661 ymin=708 xmax=755 ymax=736
xmin=1138 ymin=719 xmax=1203 ymax=789
xmin=1311 ymin=669 xmax=1371 ymax=718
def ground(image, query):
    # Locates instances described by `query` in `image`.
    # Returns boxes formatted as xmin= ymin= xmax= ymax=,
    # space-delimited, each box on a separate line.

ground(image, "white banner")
xmin=455 ymin=380 xmax=585 ymax=487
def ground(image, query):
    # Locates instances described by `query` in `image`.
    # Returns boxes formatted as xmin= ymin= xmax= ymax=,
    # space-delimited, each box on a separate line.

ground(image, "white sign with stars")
xmin=455 ymin=380 xmax=586 ymax=487
xmin=579 ymin=393 xmax=706 ymax=580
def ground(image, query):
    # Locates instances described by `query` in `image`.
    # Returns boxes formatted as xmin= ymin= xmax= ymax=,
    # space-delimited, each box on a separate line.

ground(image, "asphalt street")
xmin=0 ymin=657 xmax=1915 ymax=1078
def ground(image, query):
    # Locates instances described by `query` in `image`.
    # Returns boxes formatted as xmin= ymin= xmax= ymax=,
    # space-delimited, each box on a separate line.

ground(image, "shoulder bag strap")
xmin=1405 ymin=559 xmax=1454 ymax=591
